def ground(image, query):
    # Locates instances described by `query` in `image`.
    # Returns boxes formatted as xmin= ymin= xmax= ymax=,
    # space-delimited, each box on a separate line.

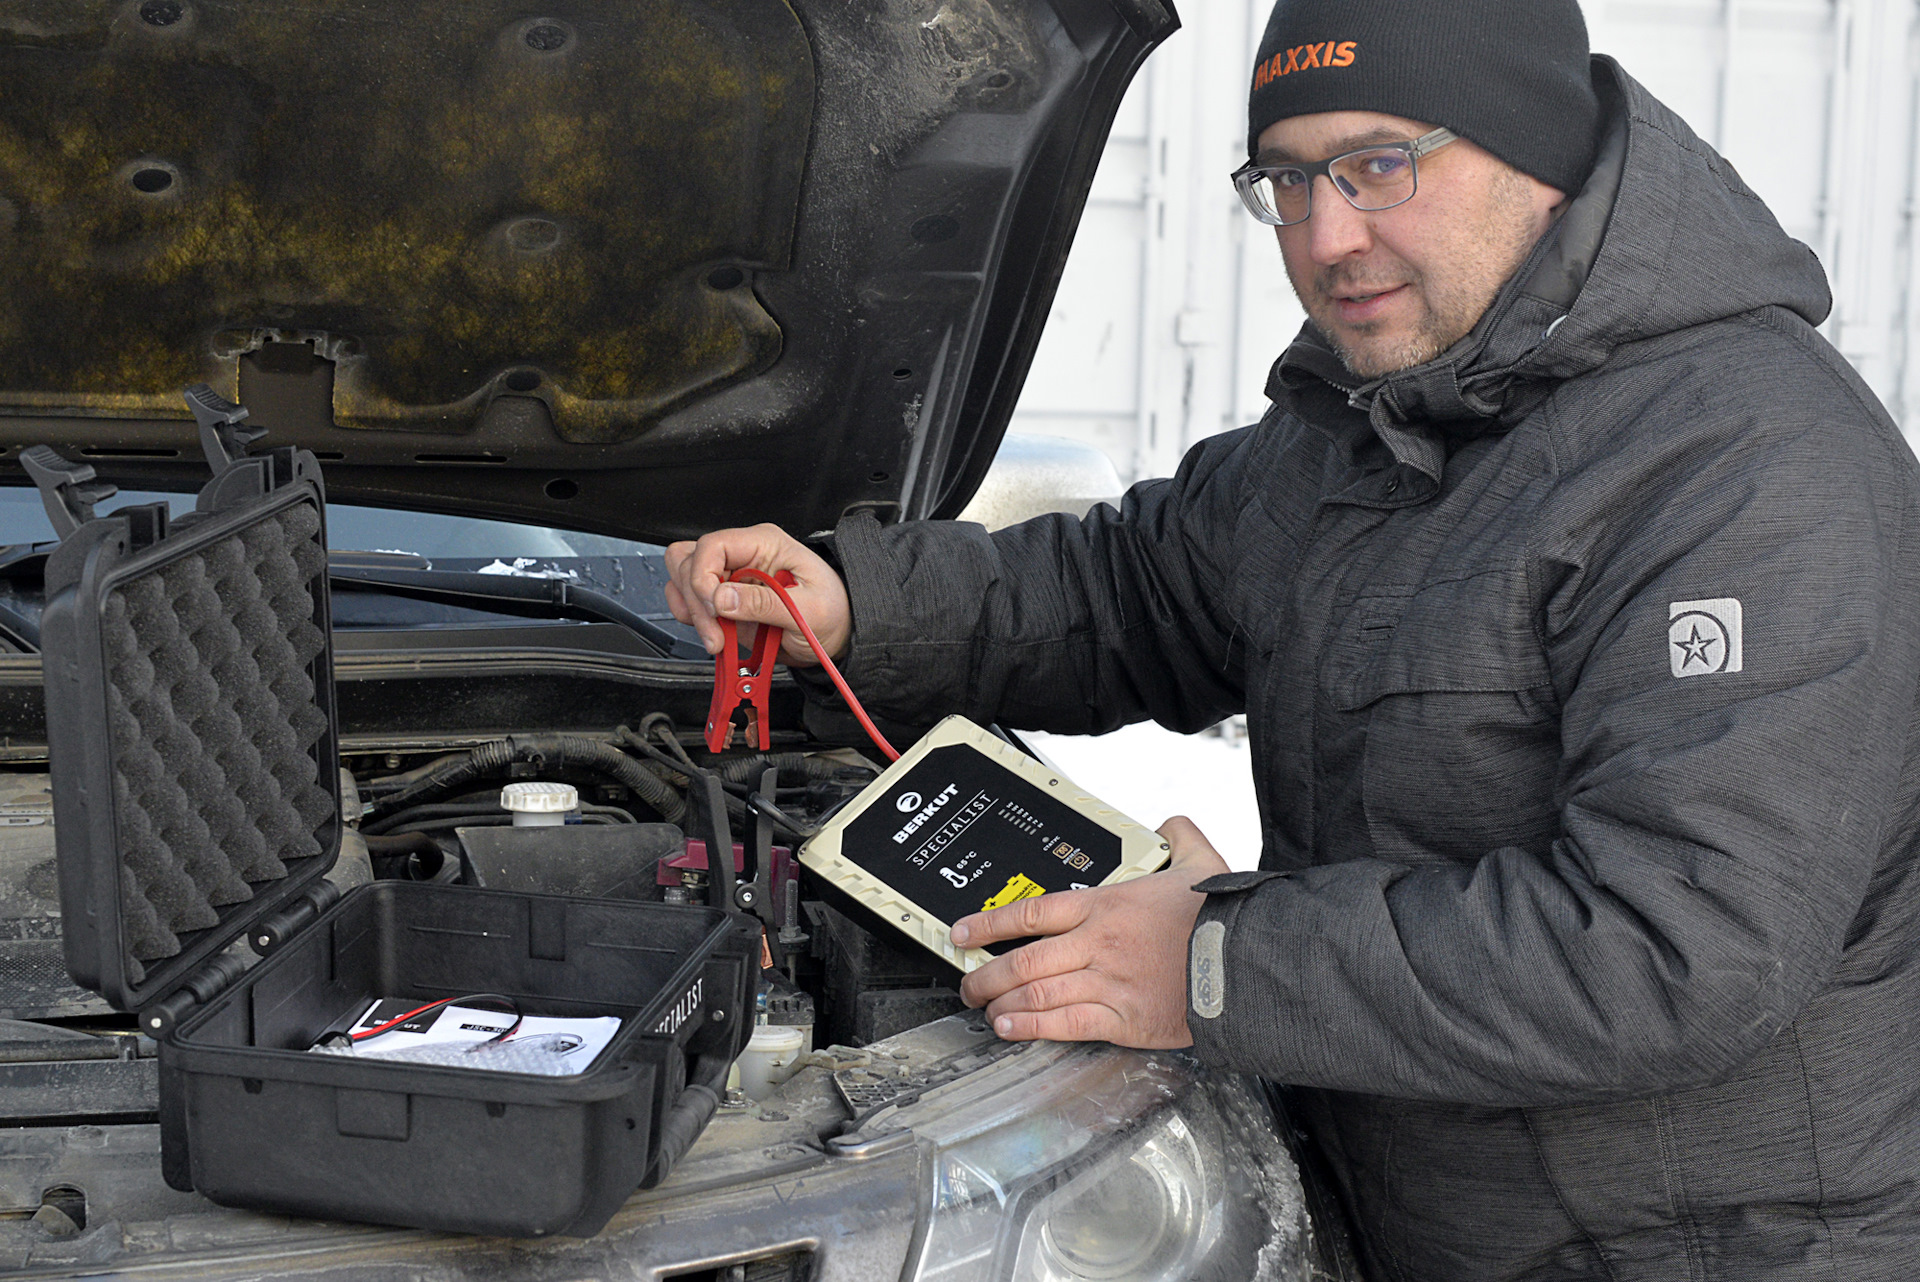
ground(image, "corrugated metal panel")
xmin=1010 ymin=0 xmax=1920 ymax=480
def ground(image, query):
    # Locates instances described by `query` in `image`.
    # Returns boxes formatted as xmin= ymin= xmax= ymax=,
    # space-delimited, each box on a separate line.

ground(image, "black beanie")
xmin=1246 ymin=0 xmax=1600 ymax=195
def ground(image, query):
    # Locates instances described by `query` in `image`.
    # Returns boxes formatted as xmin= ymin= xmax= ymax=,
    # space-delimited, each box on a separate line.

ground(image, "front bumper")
xmin=0 ymin=1015 xmax=1324 ymax=1280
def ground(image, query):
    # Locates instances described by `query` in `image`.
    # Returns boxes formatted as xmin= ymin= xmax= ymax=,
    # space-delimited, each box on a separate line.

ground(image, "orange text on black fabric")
xmin=1252 ymin=41 xmax=1357 ymax=89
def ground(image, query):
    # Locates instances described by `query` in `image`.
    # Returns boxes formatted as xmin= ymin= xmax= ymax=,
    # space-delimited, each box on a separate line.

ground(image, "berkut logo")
xmin=893 ymin=784 xmax=958 ymax=845
xmin=1252 ymin=40 xmax=1356 ymax=89
xmin=1668 ymin=598 xmax=1744 ymax=678
xmin=896 ymin=791 xmax=922 ymax=813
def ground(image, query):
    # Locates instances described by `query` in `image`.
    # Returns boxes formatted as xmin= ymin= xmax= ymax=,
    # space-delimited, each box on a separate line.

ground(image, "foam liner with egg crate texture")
xmin=40 ymin=449 xmax=344 ymax=1011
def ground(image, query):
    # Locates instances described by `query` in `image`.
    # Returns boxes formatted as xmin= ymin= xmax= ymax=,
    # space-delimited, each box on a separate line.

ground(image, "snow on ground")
xmin=1022 ymin=719 xmax=1263 ymax=872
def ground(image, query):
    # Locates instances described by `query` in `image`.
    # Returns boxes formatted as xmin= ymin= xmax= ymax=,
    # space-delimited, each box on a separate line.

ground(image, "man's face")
xmin=1256 ymin=110 xmax=1566 ymax=379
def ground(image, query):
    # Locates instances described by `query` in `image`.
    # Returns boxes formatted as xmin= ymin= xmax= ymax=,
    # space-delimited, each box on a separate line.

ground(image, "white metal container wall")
xmin=1009 ymin=0 xmax=1920 ymax=483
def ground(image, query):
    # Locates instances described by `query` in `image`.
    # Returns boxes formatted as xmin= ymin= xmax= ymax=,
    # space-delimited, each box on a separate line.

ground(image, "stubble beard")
xmin=1295 ymin=171 xmax=1546 ymax=381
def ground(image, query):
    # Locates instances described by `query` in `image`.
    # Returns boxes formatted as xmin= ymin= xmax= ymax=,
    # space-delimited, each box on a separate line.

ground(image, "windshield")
xmin=0 ymin=485 xmax=661 ymax=561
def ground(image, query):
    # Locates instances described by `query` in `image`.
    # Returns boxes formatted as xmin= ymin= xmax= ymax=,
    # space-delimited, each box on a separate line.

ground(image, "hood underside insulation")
xmin=0 ymin=0 xmax=814 ymax=444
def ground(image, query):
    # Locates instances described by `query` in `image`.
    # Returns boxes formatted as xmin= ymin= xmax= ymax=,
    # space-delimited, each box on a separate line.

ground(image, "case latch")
xmin=20 ymin=446 xmax=117 ymax=541
xmin=185 ymin=383 xmax=267 ymax=475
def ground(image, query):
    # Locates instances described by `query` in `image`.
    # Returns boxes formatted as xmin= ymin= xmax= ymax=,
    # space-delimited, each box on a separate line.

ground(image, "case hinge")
xmin=140 ymin=951 xmax=251 ymax=1037
xmin=20 ymin=446 xmax=117 ymax=541
xmin=248 ymin=880 xmax=342 ymax=957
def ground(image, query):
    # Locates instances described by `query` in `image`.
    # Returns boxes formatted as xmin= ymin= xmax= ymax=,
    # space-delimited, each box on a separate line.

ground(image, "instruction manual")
xmin=314 ymin=999 xmax=622 ymax=1077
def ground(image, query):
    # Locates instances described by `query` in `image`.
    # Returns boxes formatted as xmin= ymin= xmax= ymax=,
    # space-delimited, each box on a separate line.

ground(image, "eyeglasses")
xmin=1231 ymin=127 xmax=1459 ymax=226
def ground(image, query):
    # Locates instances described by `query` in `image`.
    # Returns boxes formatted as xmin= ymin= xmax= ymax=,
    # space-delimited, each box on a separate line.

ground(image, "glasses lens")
xmin=1237 ymin=167 xmax=1311 ymax=225
xmin=1328 ymin=147 xmax=1416 ymax=211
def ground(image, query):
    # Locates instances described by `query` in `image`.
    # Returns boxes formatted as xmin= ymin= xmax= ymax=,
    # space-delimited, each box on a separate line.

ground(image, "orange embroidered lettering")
xmin=1256 ymin=39 xmax=1356 ymax=88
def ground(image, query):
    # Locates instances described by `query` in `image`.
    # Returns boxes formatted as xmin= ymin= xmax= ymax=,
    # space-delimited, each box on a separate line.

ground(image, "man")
xmin=667 ymin=0 xmax=1920 ymax=1276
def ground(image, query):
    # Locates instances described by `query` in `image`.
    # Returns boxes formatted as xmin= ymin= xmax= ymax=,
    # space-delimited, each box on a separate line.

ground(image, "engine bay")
xmin=0 ymin=710 xmax=973 ymax=1071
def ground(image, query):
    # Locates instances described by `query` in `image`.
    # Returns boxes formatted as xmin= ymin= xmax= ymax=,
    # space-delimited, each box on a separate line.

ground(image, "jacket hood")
xmin=1273 ymin=56 xmax=1833 ymax=481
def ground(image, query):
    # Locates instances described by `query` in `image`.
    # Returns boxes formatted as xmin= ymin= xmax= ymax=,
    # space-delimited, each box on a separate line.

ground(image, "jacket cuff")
xmin=789 ymin=512 xmax=937 ymax=747
xmin=786 ymin=512 xmax=894 ymax=713
xmin=827 ymin=511 xmax=917 ymax=653
xmin=1187 ymin=870 xmax=1291 ymax=1058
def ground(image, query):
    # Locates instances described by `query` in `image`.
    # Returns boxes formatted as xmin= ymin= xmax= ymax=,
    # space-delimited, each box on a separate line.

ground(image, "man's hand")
xmin=664 ymin=524 xmax=851 ymax=667
xmin=951 ymin=816 xmax=1230 ymax=1048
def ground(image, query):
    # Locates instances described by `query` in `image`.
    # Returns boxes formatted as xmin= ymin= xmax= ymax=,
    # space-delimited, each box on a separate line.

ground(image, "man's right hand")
xmin=664 ymin=524 xmax=852 ymax=667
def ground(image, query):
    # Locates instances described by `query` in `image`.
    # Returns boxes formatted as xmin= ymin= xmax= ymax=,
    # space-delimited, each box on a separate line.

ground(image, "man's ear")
xmin=1535 ymin=177 xmax=1571 ymax=223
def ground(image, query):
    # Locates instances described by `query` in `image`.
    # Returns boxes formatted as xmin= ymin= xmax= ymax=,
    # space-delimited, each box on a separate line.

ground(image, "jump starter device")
xmin=800 ymin=716 xmax=1169 ymax=972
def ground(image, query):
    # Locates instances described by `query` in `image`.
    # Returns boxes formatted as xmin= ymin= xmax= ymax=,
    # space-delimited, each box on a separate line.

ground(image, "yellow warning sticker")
xmin=983 ymin=873 xmax=1046 ymax=912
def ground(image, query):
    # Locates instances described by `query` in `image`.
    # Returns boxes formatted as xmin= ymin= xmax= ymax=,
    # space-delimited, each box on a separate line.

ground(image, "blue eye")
xmin=1271 ymin=168 xmax=1309 ymax=190
xmin=1357 ymin=153 xmax=1409 ymax=179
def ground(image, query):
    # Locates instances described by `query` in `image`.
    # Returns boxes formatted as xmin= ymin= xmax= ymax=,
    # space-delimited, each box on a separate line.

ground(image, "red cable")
xmin=728 ymin=568 xmax=900 ymax=762
xmin=350 ymin=995 xmax=520 ymax=1042
xmin=351 ymin=998 xmax=454 ymax=1040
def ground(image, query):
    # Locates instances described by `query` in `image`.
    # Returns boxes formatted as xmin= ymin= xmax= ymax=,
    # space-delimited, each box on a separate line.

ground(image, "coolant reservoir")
xmin=736 ymin=1023 xmax=808 ymax=1101
xmin=501 ymin=781 xmax=578 ymax=827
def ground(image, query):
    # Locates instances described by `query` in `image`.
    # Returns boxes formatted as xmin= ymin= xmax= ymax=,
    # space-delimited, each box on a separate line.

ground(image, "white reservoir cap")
xmin=501 ymin=781 xmax=578 ymax=827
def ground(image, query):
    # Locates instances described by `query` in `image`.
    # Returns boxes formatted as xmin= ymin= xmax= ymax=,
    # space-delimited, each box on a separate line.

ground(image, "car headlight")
xmin=895 ymin=1043 xmax=1313 ymax=1281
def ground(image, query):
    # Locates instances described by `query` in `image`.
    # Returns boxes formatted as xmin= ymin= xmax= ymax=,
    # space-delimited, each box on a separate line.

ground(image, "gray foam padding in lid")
xmin=100 ymin=501 xmax=333 ymax=966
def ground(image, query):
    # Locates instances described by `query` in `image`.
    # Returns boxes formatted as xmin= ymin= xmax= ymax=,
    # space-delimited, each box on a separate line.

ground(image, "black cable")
xmin=713 ymin=752 xmax=857 ymax=788
xmin=364 ymin=799 xmax=638 ymax=836
xmin=360 ymin=734 xmax=685 ymax=825
xmin=614 ymin=725 xmax=695 ymax=783
xmin=381 ymin=814 xmax=625 ymax=837
xmin=637 ymin=712 xmax=702 ymax=766
xmin=364 ymin=802 xmax=502 ymax=836
xmin=748 ymin=791 xmax=819 ymax=841
xmin=580 ymin=802 xmax=640 ymax=824
xmin=384 ymin=817 xmax=511 ymax=835
xmin=357 ymin=752 xmax=471 ymax=794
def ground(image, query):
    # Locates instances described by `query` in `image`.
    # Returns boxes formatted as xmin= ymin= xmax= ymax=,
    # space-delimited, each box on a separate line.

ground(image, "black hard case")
xmin=39 ymin=445 xmax=756 ymax=1238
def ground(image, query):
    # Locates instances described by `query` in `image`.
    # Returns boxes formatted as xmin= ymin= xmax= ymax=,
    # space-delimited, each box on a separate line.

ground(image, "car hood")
xmin=0 ymin=0 xmax=1176 ymax=542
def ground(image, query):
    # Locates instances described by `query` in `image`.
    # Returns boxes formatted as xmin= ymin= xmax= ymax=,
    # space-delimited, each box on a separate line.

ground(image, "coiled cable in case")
xmin=310 ymin=993 xmax=523 ymax=1052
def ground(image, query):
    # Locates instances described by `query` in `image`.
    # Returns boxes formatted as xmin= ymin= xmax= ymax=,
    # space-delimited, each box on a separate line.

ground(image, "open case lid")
xmin=35 ymin=388 xmax=341 ymax=1013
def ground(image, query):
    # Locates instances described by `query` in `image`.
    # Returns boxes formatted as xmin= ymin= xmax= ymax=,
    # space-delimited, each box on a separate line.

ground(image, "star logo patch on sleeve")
xmin=1668 ymin=598 xmax=1743 ymax=678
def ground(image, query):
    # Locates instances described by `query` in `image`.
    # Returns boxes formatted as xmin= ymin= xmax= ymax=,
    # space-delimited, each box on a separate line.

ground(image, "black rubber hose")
xmin=361 ymin=832 xmax=442 ymax=857
xmin=713 ymin=753 xmax=853 ymax=787
xmin=363 ymin=799 xmax=638 ymax=836
xmin=383 ymin=814 xmax=625 ymax=835
xmin=362 ymin=735 xmax=685 ymax=825
xmin=355 ymin=751 xmax=471 ymax=794
xmin=641 ymin=1052 xmax=731 ymax=1190
xmin=362 ymin=802 xmax=506 ymax=836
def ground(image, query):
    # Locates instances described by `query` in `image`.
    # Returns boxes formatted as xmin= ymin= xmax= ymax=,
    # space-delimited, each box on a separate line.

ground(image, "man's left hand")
xmin=951 ymin=816 xmax=1230 ymax=1048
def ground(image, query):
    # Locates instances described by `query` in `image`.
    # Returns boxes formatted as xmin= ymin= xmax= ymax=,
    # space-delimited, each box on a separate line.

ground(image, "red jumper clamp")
xmin=705 ymin=569 xmax=796 ymax=753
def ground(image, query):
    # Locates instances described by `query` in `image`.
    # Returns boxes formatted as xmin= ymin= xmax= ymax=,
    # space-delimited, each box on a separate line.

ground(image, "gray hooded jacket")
xmin=811 ymin=61 xmax=1920 ymax=1281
